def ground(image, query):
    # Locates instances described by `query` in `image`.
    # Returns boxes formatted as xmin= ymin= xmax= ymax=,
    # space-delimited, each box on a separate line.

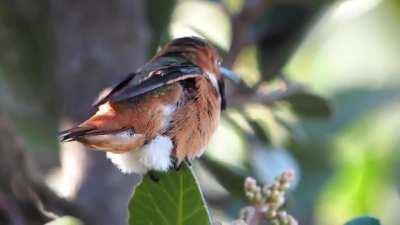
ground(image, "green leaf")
xmin=128 ymin=163 xmax=212 ymax=225
xmin=344 ymin=216 xmax=381 ymax=225
xmin=285 ymin=91 xmax=333 ymax=119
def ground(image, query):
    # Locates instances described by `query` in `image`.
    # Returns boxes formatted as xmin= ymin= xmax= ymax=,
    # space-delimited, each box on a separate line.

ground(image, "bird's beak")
xmin=219 ymin=67 xmax=241 ymax=84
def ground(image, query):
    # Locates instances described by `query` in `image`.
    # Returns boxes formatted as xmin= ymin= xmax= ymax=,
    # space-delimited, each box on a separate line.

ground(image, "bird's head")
xmin=156 ymin=37 xmax=239 ymax=86
xmin=153 ymin=37 xmax=240 ymax=110
xmin=160 ymin=37 xmax=221 ymax=76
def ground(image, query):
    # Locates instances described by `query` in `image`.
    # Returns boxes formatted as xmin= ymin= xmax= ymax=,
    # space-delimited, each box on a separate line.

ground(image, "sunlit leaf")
xmin=170 ymin=1 xmax=231 ymax=50
xmin=45 ymin=216 xmax=82 ymax=225
xmin=284 ymin=91 xmax=333 ymax=119
xmin=344 ymin=216 xmax=381 ymax=225
xmin=128 ymin=163 xmax=212 ymax=225
xmin=232 ymin=46 xmax=262 ymax=86
xmin=207 ymin=117 xmax=248 ymax=168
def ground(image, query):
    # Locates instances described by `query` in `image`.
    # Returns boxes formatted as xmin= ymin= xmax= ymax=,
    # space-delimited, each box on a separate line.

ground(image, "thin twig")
xmin=228 ymin=84 xmax=305 ymax=108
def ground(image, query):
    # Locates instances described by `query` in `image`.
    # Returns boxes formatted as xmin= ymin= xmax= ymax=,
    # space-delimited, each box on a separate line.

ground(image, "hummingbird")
xmin=59 ymin=37 xmax=237 ymax=175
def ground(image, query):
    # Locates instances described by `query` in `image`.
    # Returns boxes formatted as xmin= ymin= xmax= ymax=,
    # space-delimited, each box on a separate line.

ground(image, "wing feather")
xmin=110 ymin=65 xmax=202 ymax=102
xmin=93 ymin=72 xmax=137 ymax=107
xmin=93 ymin=63 xmax=202 ymax=106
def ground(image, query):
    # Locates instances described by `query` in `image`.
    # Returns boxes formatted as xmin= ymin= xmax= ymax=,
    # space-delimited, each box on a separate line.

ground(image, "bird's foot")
xmin=172 ymin=157 xmax=182 ymax=171
xmin=148 ymin=171 xmax=160 ymax=182
xmin=185 ymin=158 xmax=192 ymax=167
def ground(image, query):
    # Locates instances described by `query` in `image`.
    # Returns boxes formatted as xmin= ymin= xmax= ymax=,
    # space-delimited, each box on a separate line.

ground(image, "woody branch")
xmin=0 ymin=113 xmax=92 ymax=225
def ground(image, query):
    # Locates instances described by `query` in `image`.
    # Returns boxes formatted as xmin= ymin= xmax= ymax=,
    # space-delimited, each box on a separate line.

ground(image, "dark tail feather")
xmin=58 ymin=127 xmax=95 ymax=142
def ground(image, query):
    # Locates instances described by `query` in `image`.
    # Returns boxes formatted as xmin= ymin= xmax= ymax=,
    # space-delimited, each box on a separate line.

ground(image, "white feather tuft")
xmin=161 ymin=104 xmax=176 ymax=129
xmin=106 ymin=135 xmax=173 ymax=175
xmin=205 ymin=71 xmax=219 ymax=92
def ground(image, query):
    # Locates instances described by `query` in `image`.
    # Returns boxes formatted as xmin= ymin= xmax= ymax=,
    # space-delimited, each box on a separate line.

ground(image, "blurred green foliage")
xmin=344 ymin=216 xmax=381 ymax=225
xmin=128 ymin=164 xmax=211 ymax=225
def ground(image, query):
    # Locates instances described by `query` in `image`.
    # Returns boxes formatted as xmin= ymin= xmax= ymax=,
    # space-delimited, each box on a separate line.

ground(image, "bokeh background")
xmin=0 ymin=0 xmax=399 ymax=225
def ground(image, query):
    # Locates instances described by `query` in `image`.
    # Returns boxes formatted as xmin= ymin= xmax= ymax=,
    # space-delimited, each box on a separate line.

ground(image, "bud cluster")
xmin=243 ymin=171 xmax=298 ymax=225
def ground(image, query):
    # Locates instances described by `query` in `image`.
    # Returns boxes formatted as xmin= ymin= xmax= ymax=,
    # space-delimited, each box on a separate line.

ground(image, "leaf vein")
xmin=152 ymin=182 xmax=178 ymax=208
xmin=177 ymin=172 xmax=184 ymax=225
xmin=183 ymin=207 xmax=203 ymax=222
xmin=147 ymin=192 xmax=169 ymax=225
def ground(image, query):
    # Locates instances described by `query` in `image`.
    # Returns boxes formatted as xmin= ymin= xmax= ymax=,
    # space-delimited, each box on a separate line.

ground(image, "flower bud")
xmin=287 ymin=215 xmax=298 ymax=225
xmin=280 ymin=182 xmax=291 ymax=191
xmin=276 ymin=195 xmax=285 ymax=208
xmin=245 ymin=192 xmax=254 ymax=201
xmin=278 ymin=211 xmax=287 ymax=220
xmin=271 ymin=183 xmax=280 ymax=191
xmin=259 ymin=205 xmax=269 ymax=213
xmin=271 ymin=190 xmax=280 ymax=201
xmin=244 ymin=177 xmax=257 ymax=192
xmin=265 ymin=209 xmax=277 ymax=219
xmin=254 ymin=191 xmax=263 ymax=203
xmin=262 ymin=185 xmax=271 ymax=195
xmin=278 ymin=211 xmax=289 ymax=225
xmin=270 ymin=219 xmax=280 ymax=225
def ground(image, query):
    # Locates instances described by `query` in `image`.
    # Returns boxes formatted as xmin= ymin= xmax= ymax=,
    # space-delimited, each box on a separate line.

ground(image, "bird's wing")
xmin=93 ymin=72 xmax=137 ymax=107
xmin=93 ymin=63 xmax=202 ymax=107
